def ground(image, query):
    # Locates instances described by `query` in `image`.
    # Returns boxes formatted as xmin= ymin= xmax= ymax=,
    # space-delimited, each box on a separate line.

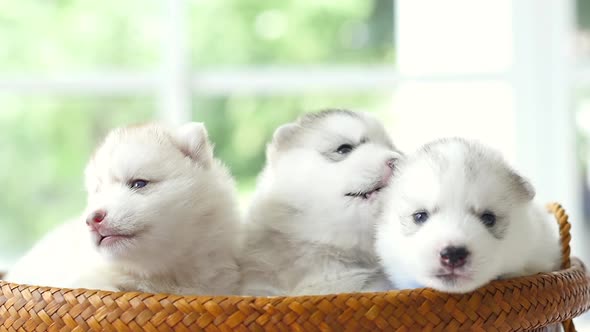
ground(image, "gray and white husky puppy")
xmin=240 ymin=110 xmax=401 ymax=296
xmin=375 ymin=138 xmax=561 ymax=293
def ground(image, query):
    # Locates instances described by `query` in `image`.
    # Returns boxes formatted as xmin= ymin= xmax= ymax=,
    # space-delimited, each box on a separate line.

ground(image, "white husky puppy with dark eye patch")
xmin=5 ymin=123 xmax=241 ymax=295
xmin=239 ymin=110 xmax=401 ymax=296
xmin=375 ymin=138 xmax=561 ymax=294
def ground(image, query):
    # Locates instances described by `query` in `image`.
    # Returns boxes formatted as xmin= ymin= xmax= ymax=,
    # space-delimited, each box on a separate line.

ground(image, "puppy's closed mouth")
xmin=345 ymin=184 xmax=385 ymax=200
xmin=91 ymin=230 xmax=137 ymax=247
xmin=435 ymin=272 xmax=471 ymax=282
xmin=98 ymin=234 xmax=135 ymax=246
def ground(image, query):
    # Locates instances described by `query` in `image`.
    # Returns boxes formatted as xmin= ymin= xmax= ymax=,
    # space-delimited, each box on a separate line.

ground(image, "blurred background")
xmin=0 ymin=0 xmax=589 ymax=301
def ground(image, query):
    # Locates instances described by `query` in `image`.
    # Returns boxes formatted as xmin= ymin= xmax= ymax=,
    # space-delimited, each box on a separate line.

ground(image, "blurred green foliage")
xmin=0 ymin=1 xmax=162 ymax=73
xmin=188 ymin=1 xmax=394 ymax=65
xmin=0 ymin=1 xmax=394 ymax=262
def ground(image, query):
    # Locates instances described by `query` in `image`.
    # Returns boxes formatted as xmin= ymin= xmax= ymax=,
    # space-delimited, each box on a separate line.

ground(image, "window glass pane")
xmin=0 ymin=1 xmax=162 ymax=73
xmin=189 ymin=0 xmax=394 ymax=66
xmin=0 ymin=96 xmax=154 ymax=268
xmin=396 ymin=0 xmax=512 ymax=75
xmin=389 ymin=81 xmax=515 ymax=161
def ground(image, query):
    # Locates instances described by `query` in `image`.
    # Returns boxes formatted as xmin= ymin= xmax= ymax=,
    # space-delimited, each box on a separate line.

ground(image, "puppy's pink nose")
xmin=86 ymin=209 xmax=107 ymax=226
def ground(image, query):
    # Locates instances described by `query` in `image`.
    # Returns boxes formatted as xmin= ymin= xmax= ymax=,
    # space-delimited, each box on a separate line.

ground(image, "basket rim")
xmin=1 ymin=256 xmax=588 ymax=298
xmin=1 ymin=202 xmax=589 ymax=331
xmin=1 ymin=258 xmax=589 ymax=331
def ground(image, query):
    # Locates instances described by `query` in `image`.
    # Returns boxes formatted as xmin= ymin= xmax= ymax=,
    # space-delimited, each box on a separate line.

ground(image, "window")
xmin=1 ymin=5 xmax=588 ymax=325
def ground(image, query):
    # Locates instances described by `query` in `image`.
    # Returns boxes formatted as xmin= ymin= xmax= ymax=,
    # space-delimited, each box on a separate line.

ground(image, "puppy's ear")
xmin=173 ymin=122 xmax=213 ymax=167
xmin=272 ymin=123 xmax=300 ymax=147
xmin=510 ymin=170 xmax=536 ymax=201
xmin=266 ymin=123 xmax=300 ymax=163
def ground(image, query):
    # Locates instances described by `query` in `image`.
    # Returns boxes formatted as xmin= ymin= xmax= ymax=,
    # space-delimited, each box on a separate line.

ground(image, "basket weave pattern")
xmin=1 ymin=203 xmax=589 ymax=331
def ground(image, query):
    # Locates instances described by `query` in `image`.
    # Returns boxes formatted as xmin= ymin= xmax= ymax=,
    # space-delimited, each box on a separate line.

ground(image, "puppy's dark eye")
xmin=129 ymin=179 xmax=149 ymax=190
xmin=412 ymin=211 xmax=429 ymax=224
xmin=480 ymin=211 xmax=496 ymax=227
xmin=336 ymin=144 xmax=354 ymax=155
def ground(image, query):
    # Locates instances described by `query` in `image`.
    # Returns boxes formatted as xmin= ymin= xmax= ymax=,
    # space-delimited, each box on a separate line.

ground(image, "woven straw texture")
xmin=1 ymin=203 xmax=589 ymax=332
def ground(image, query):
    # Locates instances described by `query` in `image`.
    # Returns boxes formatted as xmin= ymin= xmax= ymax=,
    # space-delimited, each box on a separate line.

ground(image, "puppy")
xmin=5 ymin=123 xmax=241 ymax=295
xmin=239 ymin=110 xmax=401 ymax=296
xmin=375 ymin=138 xmax=561 ymax=293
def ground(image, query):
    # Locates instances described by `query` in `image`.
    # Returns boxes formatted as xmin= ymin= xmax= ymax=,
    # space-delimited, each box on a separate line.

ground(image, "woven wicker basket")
xmin=1 ymin=203 xmax=589 ymax=332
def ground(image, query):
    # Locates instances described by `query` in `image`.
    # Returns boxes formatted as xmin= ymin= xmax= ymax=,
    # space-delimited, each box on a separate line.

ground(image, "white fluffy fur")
xmin=5 ymin=123 xmax=241 ymax=295
xmin=3 ymin=216 xmax=104 ymax=288
xmin=239 ymin=110 xmax=400 ymax=296
xmin=375 ymin=138 xmax=561 ymax=293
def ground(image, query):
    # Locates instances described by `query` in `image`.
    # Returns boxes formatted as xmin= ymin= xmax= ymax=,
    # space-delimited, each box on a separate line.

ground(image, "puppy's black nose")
xmin=440 ymin=246 xmax=469 ymax=268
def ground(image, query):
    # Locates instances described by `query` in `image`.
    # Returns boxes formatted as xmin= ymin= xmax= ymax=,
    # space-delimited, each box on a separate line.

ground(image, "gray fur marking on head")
xmin=418 ymin=137 xmax=534 ymax=201
xmin=397 ymin=138 xmax=534 ymax=240
xmin=269 ymin=109 xmax=360 ymax=152
xmin=298 ymin=109 xmax=360 ymax=128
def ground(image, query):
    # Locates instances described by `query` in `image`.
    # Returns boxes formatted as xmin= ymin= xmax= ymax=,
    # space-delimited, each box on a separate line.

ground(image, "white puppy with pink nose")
xmin=5 ymin=122 xmax=241 ymax=295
